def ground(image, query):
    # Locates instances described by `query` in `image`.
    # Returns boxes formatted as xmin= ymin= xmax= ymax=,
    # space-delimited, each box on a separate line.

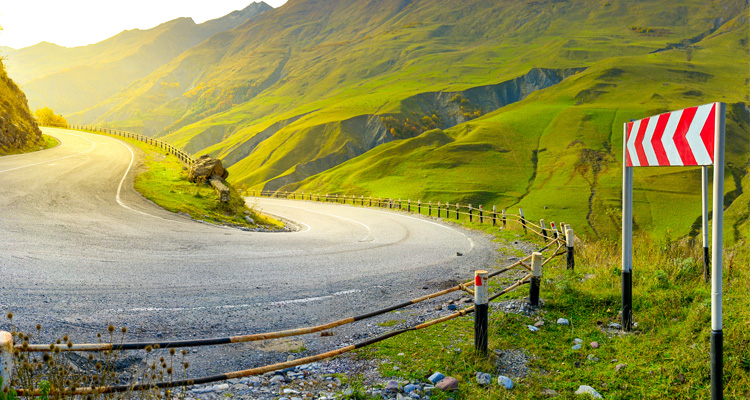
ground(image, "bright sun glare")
xmin=0 ymin=0 xmax=288 ymax=49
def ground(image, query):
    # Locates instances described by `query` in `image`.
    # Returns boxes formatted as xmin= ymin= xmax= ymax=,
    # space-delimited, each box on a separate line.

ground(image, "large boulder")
xmin=188 ymin=155 xmax=229 ymax=183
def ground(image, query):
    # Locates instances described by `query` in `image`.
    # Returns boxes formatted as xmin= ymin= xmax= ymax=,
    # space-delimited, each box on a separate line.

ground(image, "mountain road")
xmin=0 ymin=127 xmax=499 ymax=373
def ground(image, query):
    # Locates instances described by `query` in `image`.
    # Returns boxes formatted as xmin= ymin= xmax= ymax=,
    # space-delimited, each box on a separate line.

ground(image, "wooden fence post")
xmin=492 ymin=205 xmax=497 ymax=226
xmin=1 ymin=331 xmax=12 ymax=391
xmin=530 ymin=252 xmax=542 ymax=307
xmin=566 ymin=228 xmax=575 ymax=270
xmin=418 ymin=200 xmax=421 ymax=214
xmin=456 ymin=203 xmax=460 ymax=220
xmin=408 ymin=199 xmax=411 ymax=212
xmin=469 ymin=204 xmax=473 ymax=222
xmin=428 ymin=201 xmax=432 ymax=216
xmin=446 ymin=202 xmax=450 ymax=219
xmin=479 ymin=205 xmax=484 ymax=224
xmin=540 ymin=219 xmax=548 ymax=240
xmin=550 ymin=222 xmax=559 ymax=239
xmin=437 ymin=202 xmax=441 ymax=218
xmin=474 ymin=270 xmax=489 ymax=355
xmin=502 ymin=209 xmax=506 ymax=227
xmin=519 ymin=208 xmax=527 ymax=235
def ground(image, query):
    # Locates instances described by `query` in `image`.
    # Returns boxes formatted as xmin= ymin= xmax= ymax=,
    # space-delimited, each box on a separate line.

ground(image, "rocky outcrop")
xmin=188 ymin=155 xmax=229 ymax=183
xmin=0 ymin=61 xmax=42 ymax=154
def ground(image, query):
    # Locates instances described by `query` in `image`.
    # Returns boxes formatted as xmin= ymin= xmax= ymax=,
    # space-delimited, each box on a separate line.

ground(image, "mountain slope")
xmin=287 ymin=9 xmax=750 ymax=242
xmin=0 ymin=60 xmax=42 ymax=154
xmin=69 ymin=0 xmax=747 ymax=202
xmin=5 ymin=2 xmax=271 ymax=115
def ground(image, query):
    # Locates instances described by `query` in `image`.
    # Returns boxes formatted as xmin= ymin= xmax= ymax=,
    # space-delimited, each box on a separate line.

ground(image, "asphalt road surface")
xmin=0 ymin=127 xmax=498 ymax=371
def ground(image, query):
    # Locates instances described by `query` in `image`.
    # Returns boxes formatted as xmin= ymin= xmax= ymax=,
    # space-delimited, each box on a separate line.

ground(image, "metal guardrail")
xmin=65 ymin=124 xmax=194 ymax=166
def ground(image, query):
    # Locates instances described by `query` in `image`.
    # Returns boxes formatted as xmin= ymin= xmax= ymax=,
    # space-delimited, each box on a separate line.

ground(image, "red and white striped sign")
xmin=626 ymin=102 xmax=718 ymax=167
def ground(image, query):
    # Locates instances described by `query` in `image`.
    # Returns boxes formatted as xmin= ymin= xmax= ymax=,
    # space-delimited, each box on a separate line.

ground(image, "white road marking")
xmin=0 ymin=132 xmax=95 ymax=173
xmin=260 ymin=201 xmax=373 ymax=242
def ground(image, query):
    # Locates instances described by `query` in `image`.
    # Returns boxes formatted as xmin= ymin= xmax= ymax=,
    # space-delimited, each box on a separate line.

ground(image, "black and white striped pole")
xmin=474 ymin=270 xmax=489 ymax=355
xmin=550 ymin=221 xmax=558 ymax=239
xmin=0 ymin=330 xmax=11 ymax=391
xmin=710 ymin=104 xmax=726 ymax=400
xmin=519 ymin=208 xmax=526 ymax=234
xmin=529 ymin=252 xmax=542 ymax=307
xmin=702 ymin=166 xmax=710 ymax=282
xmin=565 ymin=228 xmax=575 ymax=270
xmin=540 ymin=219 xmax=548 ymax=241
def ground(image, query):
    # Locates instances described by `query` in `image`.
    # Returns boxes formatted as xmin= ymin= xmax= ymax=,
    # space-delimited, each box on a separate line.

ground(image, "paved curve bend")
xmin=0 ymin=128 xmax=496 ymax=346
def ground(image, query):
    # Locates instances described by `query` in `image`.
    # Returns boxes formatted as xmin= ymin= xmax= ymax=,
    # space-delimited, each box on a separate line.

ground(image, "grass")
xmin=83 ymin=130 xmax=282 ymax=229
xmin=346 ymin=217 xmax=749 ymax=399
xmin=0 ymin=134 xmax=58 ymax=156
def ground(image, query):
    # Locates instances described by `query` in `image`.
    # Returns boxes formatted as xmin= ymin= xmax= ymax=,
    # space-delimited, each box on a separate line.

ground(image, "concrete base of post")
xmin=1 ymin=331 xmax=12 ymax=390
xmin=711 ymin=329 xmax=723 ymax=400
xmin=621 ymin=271 xmax=632 ymax=331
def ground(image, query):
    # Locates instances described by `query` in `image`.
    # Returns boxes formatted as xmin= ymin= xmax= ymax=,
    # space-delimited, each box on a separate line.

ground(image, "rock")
xmin=497 ymin=375 xmax=513 ymax=389
xmin=557 ymin=318 xmax=570 ymax=325
xmin=615 ymin=363 xmax=627 ymax=372
xmin=573 ymin=338 xmax=583 ymax=345
xmin=386 ymin=380 xmax=400 ymax=392
xmin=587 ymin=354 xmax=599 ymax=362
xmin=541 ymin=388 xmax=558 ymax=397
xmin=608 ymin=322 xmax=622 ymax=329
xmin=397 ymin=353 xmax=405 ymax=357
xmin=403 ymin=384 xmax=419 ymax=393
xmin=527 ymin=325 xmax=539 ymax=332
xmin=447 ymin=304 xmax=457 ymax=310
xmin=572 ymin=344 xmax=582 ymax=350
xmin=212 ymin=384 xmax=229 ymax=391
xmin=534 ymin=320 xmax=545 ymax=327
xmin=590 ymin=342 xmax=599 ymax=349
xmin=188 ymin=154 xmax=229 ymax=183
xmin=283 ymin=388 xmax=300 ymax=394
xmin=575 ymin=385 xmax=603 ymax=398
xmin=270 ymin=375 xmax=285 ymax=384
xmin=476 ymin=372 xmax=492 ymax=386
xmin=428 ymin=372 xmax=446 ymax=384
xmin=436 ymin=376 xmax=458 ymax=391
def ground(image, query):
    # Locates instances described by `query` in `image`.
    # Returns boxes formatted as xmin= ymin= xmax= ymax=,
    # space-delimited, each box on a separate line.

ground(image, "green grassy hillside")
xmin=288 ymin=13 xmax=749 ymax=242
xmin=4 ymin=2 xmax=271 ymax=115
xmin=22 ymin=0 xmax=748 ymax=240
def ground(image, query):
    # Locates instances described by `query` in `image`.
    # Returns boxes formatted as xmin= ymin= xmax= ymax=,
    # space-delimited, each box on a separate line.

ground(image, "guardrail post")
xmin=550 ymin=222 xmax=558 ymax=239
xmin=479 ymin=205 xmax=484 ymax=224
xmin=519 ymin=208 xmax=527 ymax=234
xmin=428 ymin=201 xmax=432 ymax=216
xmin=418 ymin=200 xmax=421 ymax=214
xmin=492 ymin=205 xmax=497 ymax=226
xmin=566 ymin=228 xmax=575 ymax=270
xmin=456 ymin=203 xmax=460 ymax=220
xmin=530 ymin=252 xmax=542 ymax=307
xmin=408 ymin=199 xmax=411 ymax=212
xmin=446 ymin=202 xmax=450 ymax=219
xmin=502 ymin=209 xmax=506 ymax=227
xmin=540 ymin=219 xmax=548 ymax=240
xmin=474 ymin=271 xmax=489 ymax=355
xmin=1 ymin=330 xmax=12 ymax=391
xmin=469 ymin=204 xmax=473 ymax=222
xmin=437 ymin=202 xmax=441 ymax=218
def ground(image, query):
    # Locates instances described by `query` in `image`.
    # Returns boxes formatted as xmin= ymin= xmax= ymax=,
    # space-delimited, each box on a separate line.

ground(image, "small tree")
xmin=34 ymin=107 xmax=68 ymax=127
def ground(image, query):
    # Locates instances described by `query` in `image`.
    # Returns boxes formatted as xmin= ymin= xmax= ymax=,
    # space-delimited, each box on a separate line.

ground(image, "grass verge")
xmin=89 ymin=131 xmax=283 ymax=229
xmin=0 ymin=134 xmax=59 ymax=156
xmin=346 ymin=213 xmax=749 ymax=399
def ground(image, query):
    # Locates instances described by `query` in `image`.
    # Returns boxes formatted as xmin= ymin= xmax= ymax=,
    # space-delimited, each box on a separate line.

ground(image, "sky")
xmin=0 ymin=1 xmax=288 ymax=49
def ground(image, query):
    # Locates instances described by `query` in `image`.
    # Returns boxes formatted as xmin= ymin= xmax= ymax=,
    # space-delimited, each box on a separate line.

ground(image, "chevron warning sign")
xmin=625 ymin=102 xmax=719 ymax=167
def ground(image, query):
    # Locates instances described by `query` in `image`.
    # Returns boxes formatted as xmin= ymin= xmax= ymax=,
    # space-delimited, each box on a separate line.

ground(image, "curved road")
xmin=0 ymin=127 xmax=497 ymax=370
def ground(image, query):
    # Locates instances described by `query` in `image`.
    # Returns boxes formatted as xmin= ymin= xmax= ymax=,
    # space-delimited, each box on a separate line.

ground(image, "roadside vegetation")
xmin=350 ymin=217 xmax=749 ymax=399
xmin=90 ymin=131 xmax=282 ymax=229
xmin=33 ymin=107 xmax=68 ymax=128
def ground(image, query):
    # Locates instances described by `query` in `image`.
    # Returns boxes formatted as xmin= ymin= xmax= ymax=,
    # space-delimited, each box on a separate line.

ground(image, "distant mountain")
xmin=17 ymin=0 xmax=750 ymax=240
xmin=0 ymin=60 xmax=42 ymax=155
xmin=4 ymin=2 xmax=272 ymax=115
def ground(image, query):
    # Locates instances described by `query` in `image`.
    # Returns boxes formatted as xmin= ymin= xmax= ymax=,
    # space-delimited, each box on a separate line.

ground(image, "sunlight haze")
xmin=0 ymin=0 xmax=288 ymax=49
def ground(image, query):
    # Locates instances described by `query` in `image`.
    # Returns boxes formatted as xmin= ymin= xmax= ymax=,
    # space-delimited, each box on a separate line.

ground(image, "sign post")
xmin=622 ymin=102 xmax=725 ymax=399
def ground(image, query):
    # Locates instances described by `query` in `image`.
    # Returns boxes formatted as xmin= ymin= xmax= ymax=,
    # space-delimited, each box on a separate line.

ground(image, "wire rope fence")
xmin=5 ymin=128 xmax=579 ymax=397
